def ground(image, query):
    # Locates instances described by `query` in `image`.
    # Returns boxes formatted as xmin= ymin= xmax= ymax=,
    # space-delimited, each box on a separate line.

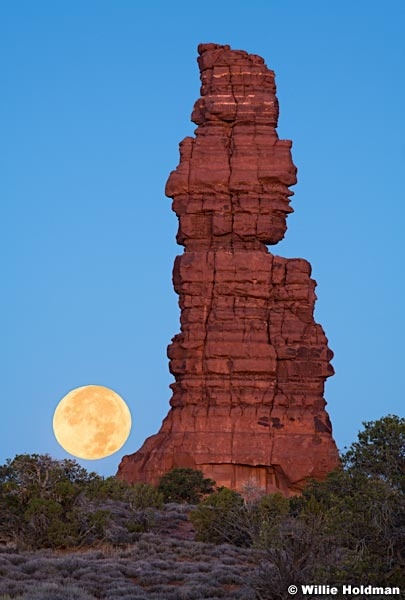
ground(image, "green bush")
xmin=157 ymin=468 xmax=215 ymax=504
xmin=126 ymin=482 xmax=163 ymax=510
xmin=190 ymin=487 xmax=250 ymax=546
xmin=0 ymin=454 xmax=168 ymax=549
xmin=342 ymin=414 xmax=405 ymax=492
xmin=85 ymin=475 xmax=163 ymax=509
xmin=0 ymin=454 xmax=111 ymax=549
xmin=84 ymin=475 xmax=129 ymax=501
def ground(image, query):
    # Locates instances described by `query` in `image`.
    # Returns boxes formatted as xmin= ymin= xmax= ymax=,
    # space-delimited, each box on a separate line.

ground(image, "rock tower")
xmin=118 ymin=44 xmax=339 ymax=495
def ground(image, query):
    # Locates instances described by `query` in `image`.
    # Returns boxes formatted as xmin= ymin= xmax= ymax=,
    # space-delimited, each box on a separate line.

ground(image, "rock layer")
xmin=117 ymin=44 xmax=339 ymax=495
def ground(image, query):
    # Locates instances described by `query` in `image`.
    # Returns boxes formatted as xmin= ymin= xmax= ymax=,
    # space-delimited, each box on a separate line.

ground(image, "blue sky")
xmin=1 ymin=1 xmax=404 ymax=476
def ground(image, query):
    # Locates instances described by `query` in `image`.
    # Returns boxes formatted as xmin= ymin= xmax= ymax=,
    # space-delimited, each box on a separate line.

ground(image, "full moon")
xmin=53 ymin=385 xmax=132 ymax=460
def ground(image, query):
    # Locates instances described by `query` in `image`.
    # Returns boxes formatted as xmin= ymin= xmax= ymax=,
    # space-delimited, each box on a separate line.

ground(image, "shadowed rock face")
xmin=117 ymin=44 xmax=339 ymax=495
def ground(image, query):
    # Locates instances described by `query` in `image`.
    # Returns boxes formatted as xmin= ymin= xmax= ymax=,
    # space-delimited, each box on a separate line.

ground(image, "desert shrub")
xmin=294 ymin=471 xmax=404 ymax=587
xmin=210 ymin=568 xmax=244 ymax=585
xmin=0 ymin=454 xmax=111 ymax=549
xmin=84 ymin=476 xmax=163 ymax=509
xmin=0 ymin=581 xmax=26 ymax=597
xmin=0 ymin=456 xmax=124 ymax=550
xmin=5 ymin=553 xmax=25 ymax=566
xmin=104 ymin=580 xmax=143 ymax=597
xmin=251 ymin=415 xmax=405 ymax=598
xmin=126 ymin=482 xmax=163 ymax=509
xmin=342 ymin=414 xmax=404 ymax=491
xmin=84 ymin=475 xmax=129 ymax=501
xmin=57 ymin=555 xmax=85 ymax=576
xmin=251 ymin=492 xmax=290 ymax=547
xmin=0 ymin=455 xmax=168 ymax=550
xmin=190 ymin=487 xmax=290 ymax=549
xmin=20 ymin=556 xmax=58 ymax=576
xmin=20 ymin=582 xmax=96 ymax=599
xmin=158 ymin=468 xmax=215 ymax=504
xmin=126 ymin=508 xmax=156 ymax=534
xmin=171 ymin=583 xmax=219 ymax=599
xmin=189 ymin=487 xmax=250 ymax=546
xmin=292 ymin=416 xmax=404 ymax=588
xmin=0 ymin=530 xmax=259 ymax=599
xmin=252 ymin=512 xmax=339 ymax=600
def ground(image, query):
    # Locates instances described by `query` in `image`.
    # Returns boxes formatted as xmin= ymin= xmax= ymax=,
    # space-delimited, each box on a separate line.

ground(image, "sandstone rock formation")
xmin=118 ymin=43 xmax=339 ymax=495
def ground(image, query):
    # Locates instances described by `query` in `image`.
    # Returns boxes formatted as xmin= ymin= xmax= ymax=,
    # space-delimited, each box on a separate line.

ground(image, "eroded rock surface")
xmin=117 ymin=44 xmax=339 ymax=495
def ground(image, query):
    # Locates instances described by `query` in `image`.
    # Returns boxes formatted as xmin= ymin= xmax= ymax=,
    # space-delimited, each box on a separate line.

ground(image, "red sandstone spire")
xmin=167 ymin=43 xmax=297 ymax=251
xmin=117 ymin=44 xmax=339 ymax=495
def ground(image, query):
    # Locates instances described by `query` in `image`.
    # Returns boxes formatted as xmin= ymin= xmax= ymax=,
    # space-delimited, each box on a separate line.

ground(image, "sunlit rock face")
xmin=117 ymin=44 xmax=339 ymax=495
